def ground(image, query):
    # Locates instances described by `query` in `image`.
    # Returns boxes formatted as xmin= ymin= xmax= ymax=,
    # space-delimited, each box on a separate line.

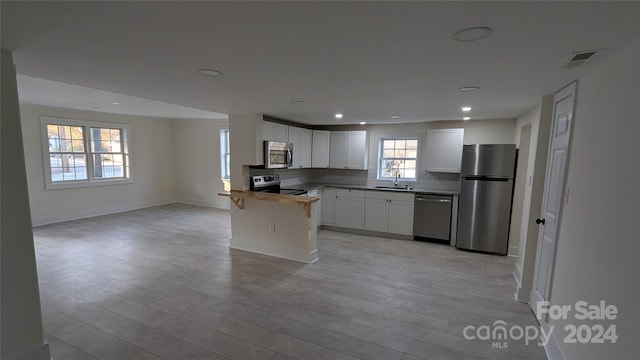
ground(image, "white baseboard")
xmin=7 ymin=343 xmax=50 ymax=360
xmin=230 ymin=237 xmax=318 ymax=264
xmin=508 ymin=245 xmax=519 ymax=257
xmin=542 ymin=323 xmax=565 ymax=360
xmin=175 ymin=197 xmax=231 ymax=210
xmin=32 ymin=197 xmax=176 ymax=226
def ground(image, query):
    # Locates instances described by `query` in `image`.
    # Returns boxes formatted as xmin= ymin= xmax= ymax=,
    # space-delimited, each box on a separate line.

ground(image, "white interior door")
xmin=531 ymin=82 xmax=576 ymax=319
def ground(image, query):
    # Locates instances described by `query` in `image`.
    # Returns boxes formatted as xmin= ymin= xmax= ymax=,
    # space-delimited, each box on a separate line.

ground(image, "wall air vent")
xmin=561 ymin=49 xmax=602 ymax=69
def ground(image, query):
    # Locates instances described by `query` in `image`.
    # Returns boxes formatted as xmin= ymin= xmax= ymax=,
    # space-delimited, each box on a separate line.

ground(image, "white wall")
xmin=20 ymin=104 xmax=177 ymax=225
xmin=546 ymin=35 xmax=640 ymax=359
xmin=1 ymin=50 xmax=50 ymax=360
xmin=173 ymin=118 xmax=230 ymax=209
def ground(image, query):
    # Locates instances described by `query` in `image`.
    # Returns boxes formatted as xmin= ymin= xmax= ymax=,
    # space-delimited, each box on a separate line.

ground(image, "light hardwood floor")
xmin=34 ymin=203 xmax=547 ymax=360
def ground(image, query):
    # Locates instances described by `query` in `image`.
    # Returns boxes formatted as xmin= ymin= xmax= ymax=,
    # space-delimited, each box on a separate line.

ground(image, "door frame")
xmin=530 ymin=81 xmax=578 ymax=322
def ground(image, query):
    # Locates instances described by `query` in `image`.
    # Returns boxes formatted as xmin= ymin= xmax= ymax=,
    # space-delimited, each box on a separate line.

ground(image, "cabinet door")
xmin=335 ymin=197 xmax=365 ymax=229
xmin=312 ymin=130 xmax=330 ymax=168
xmin=262 ymin=121 xmax=275 ymax=140
xmin=329 ymin=132 xmax=347 ymax=168
xmin=364 ymin=198 xmax=389 ymax=232
xmin=321 ymin=188 xmax=336 ymax=225
xmin=388 ymin=200 xmax=415 ymax=235
xmin=274 ymin=123 xmax=289 ymax=142
xmin=346 ymin=131 xmax=367 ymax=169
xmin=288 ymin=126 xmax=301 ymax=167
xmin=424 ymin=128 xmax=464 ymax=173
xmin=298 ymin=128 xmax=313 ymax=168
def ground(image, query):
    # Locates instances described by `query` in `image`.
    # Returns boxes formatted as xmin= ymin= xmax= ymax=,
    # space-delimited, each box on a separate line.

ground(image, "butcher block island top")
xmin=218 ymin=190 xmax=319 ymax=217
xmin=220 ymin=190 xmax=320 ymax=263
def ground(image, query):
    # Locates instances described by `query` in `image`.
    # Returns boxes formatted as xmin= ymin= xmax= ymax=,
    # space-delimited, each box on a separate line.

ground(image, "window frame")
xmin=40 ymin=116 xmax=133 ymax=190
xmin=220 ymin=128 xmax=230 ymax=180
xmin=377 ymin=137 xmax=420 ymax=182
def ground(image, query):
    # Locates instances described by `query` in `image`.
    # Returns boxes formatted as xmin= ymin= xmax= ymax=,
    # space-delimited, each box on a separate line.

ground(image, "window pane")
xmin=51 ymin=154 xmax=86 ymax=181
xmin=404 ymin=169 xmax=416 ymax=178
xmin=72 ymin=139 xmax=85 ymax=152
xmin=383 ymin=140 xmax=395 ymax=149
xmin=93 ymin=154 xmax=124 ymax=179
xmin=379 ymin=138 xmax=418 ymax=180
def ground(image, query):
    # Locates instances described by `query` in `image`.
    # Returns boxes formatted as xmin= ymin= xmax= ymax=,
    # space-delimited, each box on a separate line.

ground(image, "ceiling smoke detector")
xmin=562 ymin=50 xmax=601 ymax=69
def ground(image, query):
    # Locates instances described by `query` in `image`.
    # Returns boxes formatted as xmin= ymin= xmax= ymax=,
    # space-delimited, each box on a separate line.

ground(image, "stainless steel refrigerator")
xmin=456 ymin=144 xmax=516 ymax=254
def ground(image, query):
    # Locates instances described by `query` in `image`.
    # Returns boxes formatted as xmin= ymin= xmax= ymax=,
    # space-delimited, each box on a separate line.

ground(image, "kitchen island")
xmin=220 ymin=191 xmax=320 ymax=263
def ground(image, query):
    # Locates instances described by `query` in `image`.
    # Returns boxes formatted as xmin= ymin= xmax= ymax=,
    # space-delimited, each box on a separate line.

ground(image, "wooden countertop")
xmin=218 ymin=190 xmax=319 ymax=217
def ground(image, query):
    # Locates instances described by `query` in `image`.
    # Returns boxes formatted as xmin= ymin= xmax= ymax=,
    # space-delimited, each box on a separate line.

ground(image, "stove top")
xmin=250 ymin=175 xmax=306 ymax=195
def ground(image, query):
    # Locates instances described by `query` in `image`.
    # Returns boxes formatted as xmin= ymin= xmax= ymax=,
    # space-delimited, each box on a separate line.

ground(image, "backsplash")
xmin=249 ymin=167 xmax=460 ymax=191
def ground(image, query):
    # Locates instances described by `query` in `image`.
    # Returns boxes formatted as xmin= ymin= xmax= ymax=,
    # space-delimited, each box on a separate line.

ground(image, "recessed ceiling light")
xmin=390 ymin=115 xmax=400 ymax=119
xmin=463 ymin=117 xmax=471 ymax=121
xmin=335 ymin=113 xmax=343 ymax=119
xmin=462 ymin=106 xmax=472 ymax=112
xmin=359 ymin=121 xmax=366 ymax=125
xmin=290 ymin=100 xmax=305 ymax=105
xmin=452 ymin=27 xmax=493 ymax=42
xmin=198 ymin=69 xmax=222 ymax=77
xmin=458 ymin=86 xmax=480 ymax=92
xmin=112 ymin=102 xmax=120 ymax=105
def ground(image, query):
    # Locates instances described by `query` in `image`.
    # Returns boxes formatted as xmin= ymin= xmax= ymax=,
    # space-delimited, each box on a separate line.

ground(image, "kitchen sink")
xmin=374 ymin=186 xmax=412 ymax=191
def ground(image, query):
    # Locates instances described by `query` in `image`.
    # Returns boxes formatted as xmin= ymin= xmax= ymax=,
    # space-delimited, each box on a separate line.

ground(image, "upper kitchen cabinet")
xmin=424 ymin=128 xmax=464 ymax=173
xmin=262 ymin=120 xmax=289 ymax=142
xmin=329 ymin=131 xmax=368 ymax=169
xmin=288 ymin=126 xmax=312 ymax=168
xmin=311 ymin=130 xmax=330 ymax=168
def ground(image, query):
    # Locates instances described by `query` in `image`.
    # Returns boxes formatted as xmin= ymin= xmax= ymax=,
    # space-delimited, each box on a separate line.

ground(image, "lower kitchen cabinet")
xmin=364 ymin=191 xmax=414 ymax=235
xmin=334 ymin=189 xmax=365 ymax=229
xmin=321 ymin=188 xmax=336 ymax=225
xmin=388 ymin=200 xmax=414 ymax=235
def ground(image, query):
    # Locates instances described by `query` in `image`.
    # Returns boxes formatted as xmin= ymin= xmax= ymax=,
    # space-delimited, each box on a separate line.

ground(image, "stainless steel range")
xmin=249 ymin=175 xmax=307 ymax=195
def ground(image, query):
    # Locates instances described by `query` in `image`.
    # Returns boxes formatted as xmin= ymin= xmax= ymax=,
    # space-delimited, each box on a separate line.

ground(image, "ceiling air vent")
xmin=561 ymin=49 xmax=600 ymax=69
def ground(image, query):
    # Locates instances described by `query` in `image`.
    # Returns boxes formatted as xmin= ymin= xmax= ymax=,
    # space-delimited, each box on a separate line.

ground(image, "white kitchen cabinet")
xmin=388 ymin=200 xmax=415 ymax=235
xmin=263 ymin=121 xmax=289 ymax=142
xmin=288 ymin=126 xmax=312 ymax=168
xmin=312 ymin=130 xmax=330 ymax=168
xmin=424 ymin=128 xmax=464 ymax=173
xmin=364 ymin=198 xmax=389 ymax=233
xmin=364 ymin=191 xmax=414 ymax=235
xmin=346 ymin=131 xmax=367 ymax=169
xmin=334 ymin=189 xmax=365 ymax=229
xmin=321 ymin=188 xmax=336 ymax=225
xmin=329 ymin=131 xmax=367 ymax=169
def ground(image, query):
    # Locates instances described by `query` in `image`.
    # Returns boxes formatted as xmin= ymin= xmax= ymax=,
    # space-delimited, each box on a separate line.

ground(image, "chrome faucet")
xmin=394 ymin=171 xmax=399 ymax=188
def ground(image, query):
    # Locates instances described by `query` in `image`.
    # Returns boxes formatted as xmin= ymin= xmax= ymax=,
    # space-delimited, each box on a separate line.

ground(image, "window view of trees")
xmin=44 ymin=117 xmax=130 ymax=186
xmin=379 ymin=138 xmax=418 ymax=180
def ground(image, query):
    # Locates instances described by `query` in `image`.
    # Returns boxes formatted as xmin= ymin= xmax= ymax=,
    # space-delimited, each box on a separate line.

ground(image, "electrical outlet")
xmin=268 ymin=223 xmax=275 ymax=232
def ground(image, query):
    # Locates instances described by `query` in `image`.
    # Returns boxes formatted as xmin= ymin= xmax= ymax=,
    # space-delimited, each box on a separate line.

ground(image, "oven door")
xmin=264 ymin=141 xmax=292 ymax=168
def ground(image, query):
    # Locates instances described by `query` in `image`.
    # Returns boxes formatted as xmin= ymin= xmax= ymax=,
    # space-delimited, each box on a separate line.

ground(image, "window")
xmin=220 ymin=129 xmax=230 ymax=179
xmin=41 ymin=116 xmax=131 ymax=189
xmin=378 ymin=138 xmax=419 ymax=181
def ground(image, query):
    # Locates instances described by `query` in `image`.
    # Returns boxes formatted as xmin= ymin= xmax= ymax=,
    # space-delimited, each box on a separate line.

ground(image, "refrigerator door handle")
xmin=463 ymin=176 xmax=509 ymax=182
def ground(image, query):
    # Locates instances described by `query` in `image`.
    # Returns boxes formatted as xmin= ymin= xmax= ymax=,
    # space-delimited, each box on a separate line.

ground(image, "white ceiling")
xmin=17 ymin=75 xmax=227 ymax=120
xmin=3 ymin=1 xmax=640 ymax=125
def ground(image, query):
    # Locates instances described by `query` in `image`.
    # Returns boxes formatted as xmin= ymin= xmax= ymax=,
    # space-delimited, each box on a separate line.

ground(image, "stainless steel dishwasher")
xmin=413 ymin=194 xmax=452 ymax=241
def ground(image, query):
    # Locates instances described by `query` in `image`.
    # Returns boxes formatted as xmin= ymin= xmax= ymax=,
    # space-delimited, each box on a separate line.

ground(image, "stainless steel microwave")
xmin=264 ymin=141 xmax=293 ymax=168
